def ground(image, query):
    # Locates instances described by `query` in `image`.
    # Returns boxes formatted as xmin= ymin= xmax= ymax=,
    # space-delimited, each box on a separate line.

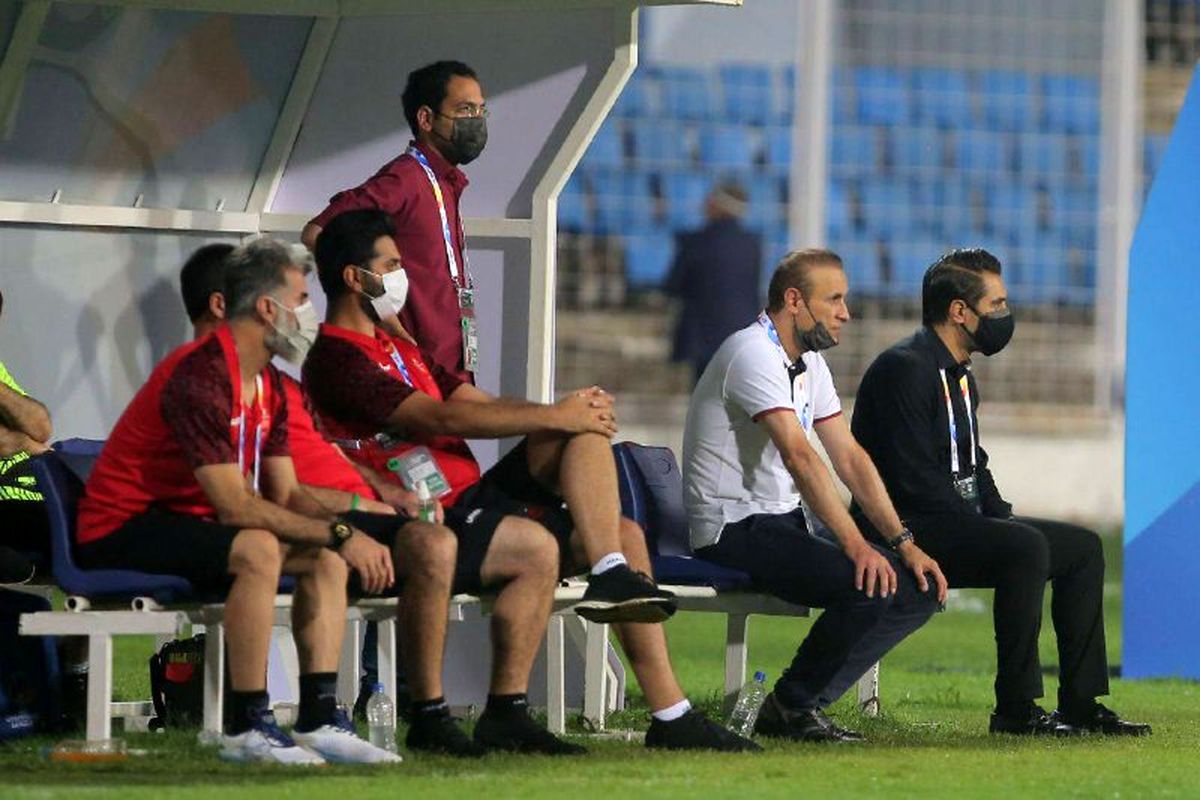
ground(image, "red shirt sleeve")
xmin=303 ymin=336 xmax=420 ymax=431
xmin=160 ymin=346 xmax=236 ymax=470
xmin=263 ymin=367 xmax=289 ymax=458
xmin=423 ymin=347 xmax=465 ymax=399
xmin=310 ymin=159 xmax=416 ymax=229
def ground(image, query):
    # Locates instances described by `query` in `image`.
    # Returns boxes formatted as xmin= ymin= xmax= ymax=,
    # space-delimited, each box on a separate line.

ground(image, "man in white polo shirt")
xmin=683 ymin=248 xmax=946 ymax=742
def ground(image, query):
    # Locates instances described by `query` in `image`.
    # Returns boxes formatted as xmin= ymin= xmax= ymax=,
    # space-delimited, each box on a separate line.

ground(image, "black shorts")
xmin=76 ymin=508 xmax=241 ymax=592
xmin=344 ymin=508 xmax=505 ymax=595
xmin=451 ymin=440 xmax=576 ymax=578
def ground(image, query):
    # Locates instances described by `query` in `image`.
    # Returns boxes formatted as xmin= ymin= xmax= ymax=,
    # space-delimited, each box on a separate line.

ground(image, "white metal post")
xmin=545 ymin=614 xmax=567 ymax=734
xmin=202 ymin=620 xmax=225 ymax=738
xmin=723 ymin=613 xmax=749 ymax=713
xmin=85 ymin=633 xmax=113 ymax=741
xmin=790 ymin=0 xmax=834 ymax=248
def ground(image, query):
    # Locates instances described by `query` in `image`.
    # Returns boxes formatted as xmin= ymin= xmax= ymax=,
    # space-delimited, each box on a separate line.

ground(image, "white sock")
xmin=651 ymin=699 xmax=692 ymax=722
xmin=590 ymin=552 xmax=627 ymax=575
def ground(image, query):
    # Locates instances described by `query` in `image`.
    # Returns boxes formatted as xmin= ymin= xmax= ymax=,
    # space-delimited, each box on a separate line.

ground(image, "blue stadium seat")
xmin=978 ymin=70 xmax=1035 ymax=132
xmin=581 ymin=121 xmax=625 ymax=169
xmin=1078 ymin=135 xmax=1100 ymax=182
xmin=652 ymin=65 xmax=713 ymax=121
xmin=698 ymin=124 xmax=757 ymax=170
xmin=557 ymin=178 xmax=589 ymax=232
xmin=955 ymin=130 xmax=1013 ymax=174
xmin=614 ymin=72 xmax=652 ymax=118
xmin=719 ymin=63 xmax=774 ymax=126
xmin=931 ymin=178 xmax=975 ymax=239
xmin=889 ymin=238 xmax=943 ymax=297
xmin=987 ymin=182 xmax=1038 ymax=243
xmin=778 ymin=64 xmax=796 ymax=123
xmin=911 ymin=67 xmax=973 ymax=128
xmin=855 ymin=66 xmax=910 ymax=126
xmin=764 ymin=125 xmax=791 ymax=168
xmin=860 ymin=178 xmax=912 ymax=237
xmin=629 ymin=118 xmax=692 ymax=166
xmin=1019 ymin=133 xmax=1068 ymax=179
xmin=591 ymin=170 xmax=656 ymax=235
xmin=891 ymin=127 xmax=944 ymax=174
xmin=661 ymin=171 xmax=710 ymax=230
xmin=832 ymin=239 xmax=881 ymax=295
xmin=1048 ymin=185 xmax=1097 ymax=248
xmin=1041 ymin=74 xmax=1100 ymax=134
xmin=624 ymin=232 xmax=677 ymax=290
xmin=831 ymin=126 xmax=880 ymax=174
xmin=827 ymin=180 xmax=852 ymax=241
xmin=747 ymin=177 xmax=785 ymax=233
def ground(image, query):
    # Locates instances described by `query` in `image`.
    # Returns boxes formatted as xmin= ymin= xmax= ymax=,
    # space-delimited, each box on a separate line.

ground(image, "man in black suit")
xmin=666 ymin=182 xmax=763 ymax=384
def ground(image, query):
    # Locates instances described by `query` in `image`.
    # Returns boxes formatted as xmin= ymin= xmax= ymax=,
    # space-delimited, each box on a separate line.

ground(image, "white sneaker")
xmin=220 ymin=714 xmax=325 ymax=765
xmin=292 ymin=710 xmax=402 ymax=765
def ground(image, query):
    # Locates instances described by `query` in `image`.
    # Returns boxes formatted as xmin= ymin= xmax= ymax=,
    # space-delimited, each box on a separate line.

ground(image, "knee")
xmin=313 ymin=546 xmax=349 ymax=584
xmin=1000 ymin=524 xmax=1050 ymax=579
xmin=503 ymin=517 xmax=561 ymax=579
xmin=398 ymin=521 xmax=457 ymax=579
xmin=228 ymin=529 xmax=282 ymax=581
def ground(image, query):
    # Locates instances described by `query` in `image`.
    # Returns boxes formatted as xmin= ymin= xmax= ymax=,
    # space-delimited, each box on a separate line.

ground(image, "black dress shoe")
xmin=989 ymin=704 xmax=1082 ymax=736
xmin=644 ymin=709 xmax=762 ymax=752
xmin=1052 ymin=703 xmax=1152 ymax=736
xmin=754 ymin=693 xmax=865 ymax=743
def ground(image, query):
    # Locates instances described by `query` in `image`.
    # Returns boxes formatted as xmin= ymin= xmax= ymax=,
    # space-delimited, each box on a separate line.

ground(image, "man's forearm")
xmin=0 ymin=384 xmax=51 ymax=443
xmin=216 ymin=492 xmax=333 ymax=546
xmin=837 ymin=449 xmax=904 ymax=540
xmin=783 ymin=448 xmax=869 ymax=553
xmin=406 ymin=398 xmax=559 ymax=439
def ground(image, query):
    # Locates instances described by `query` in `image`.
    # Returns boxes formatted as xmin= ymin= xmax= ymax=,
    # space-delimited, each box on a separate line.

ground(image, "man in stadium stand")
xmin=302 ymin=60 xmax=487 ymax=385
xmin=0 ymin=287 xmax=54 ymax=585
xmin=178 ymin=241 xmax=579 ymax=757
xmin=683 ymin=249 xmax=944 ymax=743
xmin=665 ymin=181 xmax=763 ymax=385
xmin=304 ymin=209 xmax=758 ymax=752
xmin=851 ymin=248 xmax=1150 ymax=737
xmin=76 ymin=239 xmax=405 ymax=765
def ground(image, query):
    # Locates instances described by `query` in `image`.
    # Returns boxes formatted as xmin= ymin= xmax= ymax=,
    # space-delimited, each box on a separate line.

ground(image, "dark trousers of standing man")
xmin=697 ymin=509 xmax=938 ymax=711
xmin=865 ymin=513 xmax=1110 ymax=716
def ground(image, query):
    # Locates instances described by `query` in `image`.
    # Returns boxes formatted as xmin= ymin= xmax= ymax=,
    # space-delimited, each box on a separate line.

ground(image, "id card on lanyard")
xmin=939 ymin=368 xmax=980 ymax=510
xmin=236 ymin=374 xmax=268 ymax=496
xmin=407 ymin=146 xmax=479 ymax=374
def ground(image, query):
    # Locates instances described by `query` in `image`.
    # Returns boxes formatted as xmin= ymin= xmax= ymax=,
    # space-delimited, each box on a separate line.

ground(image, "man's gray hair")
xmin=223 ymin=237 xmax=298 ymax=320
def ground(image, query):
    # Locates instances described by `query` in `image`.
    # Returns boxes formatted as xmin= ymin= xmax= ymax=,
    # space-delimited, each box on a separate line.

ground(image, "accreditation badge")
xmin=386 ymin=446 xmax=452 ymax=498
xmin=953 ymin=473 xmax=982 ymax=512
xmin=458 ymin=287 xmax=479 ymax=373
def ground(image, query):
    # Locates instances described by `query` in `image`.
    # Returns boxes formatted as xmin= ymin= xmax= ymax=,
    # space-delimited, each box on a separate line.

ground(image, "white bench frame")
xmin=20 ymin=582 xmax=879 ymax=741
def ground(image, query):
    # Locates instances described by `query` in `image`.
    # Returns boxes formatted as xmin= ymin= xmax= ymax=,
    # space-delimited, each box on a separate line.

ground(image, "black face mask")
xmin=434 ymin=114 xmax=487 ymax=165
xmin=795 ymin=293 xmax=838 ymax=352
xmin=963 ymin=307 xmax=1015 ymax=356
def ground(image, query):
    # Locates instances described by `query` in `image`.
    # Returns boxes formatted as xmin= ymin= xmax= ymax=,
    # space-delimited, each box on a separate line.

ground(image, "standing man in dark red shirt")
xmin=302 ymin=60 xmax=487 ymax=385
xmin=77 ymin=239 xmax=402 ymax=765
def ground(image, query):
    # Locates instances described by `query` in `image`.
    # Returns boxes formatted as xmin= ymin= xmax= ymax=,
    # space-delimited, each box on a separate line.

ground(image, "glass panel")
xmin=0 ymin=4 xmax=310 ymax=210
xmin=0 ymin=2 xmax=22 ymax=61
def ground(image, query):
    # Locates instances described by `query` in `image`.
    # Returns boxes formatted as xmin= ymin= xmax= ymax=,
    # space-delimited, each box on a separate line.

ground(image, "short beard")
xmin=265 ymin=326 xmax=300 ymax=364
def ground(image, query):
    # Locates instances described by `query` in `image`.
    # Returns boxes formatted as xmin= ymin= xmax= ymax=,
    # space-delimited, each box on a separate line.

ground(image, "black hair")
xmin=314 ymin=209 xmax=397 ymax=300
xmin=401 ymin=60 xmax=479 ymax=136
xmin=223 ymin=238 xmax=297 ymax=320
xmin=921 ymin=248 xmax=1003 ymax=326
xmin=179 ymin=243 xmax=235 ymax=322
xmin=766 ymin=248 xmax=843 ymax=312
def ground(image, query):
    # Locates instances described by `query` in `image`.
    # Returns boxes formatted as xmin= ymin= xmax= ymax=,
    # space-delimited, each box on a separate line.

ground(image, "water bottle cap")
xmin=373 ymin=682 xmax=384 ymax=693
xmin=417 ymin=480 xmax=432 ymax=500
xmin=754 ymin=671 xmax=767 ymax=682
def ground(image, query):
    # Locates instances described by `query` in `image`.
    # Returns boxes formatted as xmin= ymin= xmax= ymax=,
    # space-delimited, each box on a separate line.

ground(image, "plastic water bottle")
xmin=416 ymin=480 xmax=437 ymax=523
xmin=727 ymin=671 xmax=768 ymax=737
xmin=366 ymin=683 xmax=396 ymax=752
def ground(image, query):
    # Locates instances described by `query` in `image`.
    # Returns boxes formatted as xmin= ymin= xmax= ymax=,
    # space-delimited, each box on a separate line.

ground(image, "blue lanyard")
xmin=756 ymin=312 xmax=811 ymax=429
xmin=407 ymin=146 xmax=469 ymax=289
xmin=385 ymin=341 xmax=414 ymax=387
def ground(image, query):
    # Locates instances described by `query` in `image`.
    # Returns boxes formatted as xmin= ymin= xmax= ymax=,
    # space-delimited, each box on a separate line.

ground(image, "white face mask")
xmin=266 ymin=298 xmax=319 ymax=365
xmin=358 ymin=267 xmax=409 ymax=321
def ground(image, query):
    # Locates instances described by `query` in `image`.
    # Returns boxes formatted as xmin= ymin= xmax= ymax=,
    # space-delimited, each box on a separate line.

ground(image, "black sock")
xmin=484 ymin=693 xmax=529 ymax=719
xmin=228 ymin=690 xmax=270 ymax=735
xmin=294 ymin=672 xmax=339 ymax=733
xmin=410 ymin=696 xmax=448 ymax=722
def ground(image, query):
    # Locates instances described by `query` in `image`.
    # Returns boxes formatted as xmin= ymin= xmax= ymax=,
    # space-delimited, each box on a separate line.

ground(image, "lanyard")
xmin=236 ymin=374 xmax=266 ymax=496
xmin=407 ymin=146 xmax=469 ymax=289
xmin=756 ymin=312 xmax=810 ymax=425
xmin=938 ymin=368 xmax=976 ymax=475
xmin=383 ymin=339 xmax=414 ymax=387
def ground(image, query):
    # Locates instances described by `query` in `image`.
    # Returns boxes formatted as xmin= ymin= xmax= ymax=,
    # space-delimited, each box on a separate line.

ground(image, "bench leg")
xmin=376 ymin=619 xmax=398 ymax=726
xmin=724 ymin=613 xmax=749 ymax=715
xmin=582 ymin=620 xmax=608 ymax=731
xmin=857 ymin=662 xmax=880 ymax=716
xmin=545 ymin=615 xmax=566 ymax=734
xmin=203 ymin=621 xmax=225 ymax=738
xmin=337 ymin=619 xmax=362 ymax=709
xmin=85 ymin=633 xmax=112 ymax=741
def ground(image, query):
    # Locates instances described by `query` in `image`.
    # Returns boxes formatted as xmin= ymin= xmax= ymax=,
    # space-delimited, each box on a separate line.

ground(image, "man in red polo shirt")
xmin=302 ymin=60 xmax=486 ymax=385
xmin=304 ymin=210 xmax=758 ymax=753
xmin=77 ymin=239 xmax=401 ymax=765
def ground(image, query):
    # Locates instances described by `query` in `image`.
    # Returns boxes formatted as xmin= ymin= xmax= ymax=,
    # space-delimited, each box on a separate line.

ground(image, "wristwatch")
xmin=328 ymin=519 xmax=353 ymax=550
xmin=887 ymin=527 xmax=915 ymax=551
